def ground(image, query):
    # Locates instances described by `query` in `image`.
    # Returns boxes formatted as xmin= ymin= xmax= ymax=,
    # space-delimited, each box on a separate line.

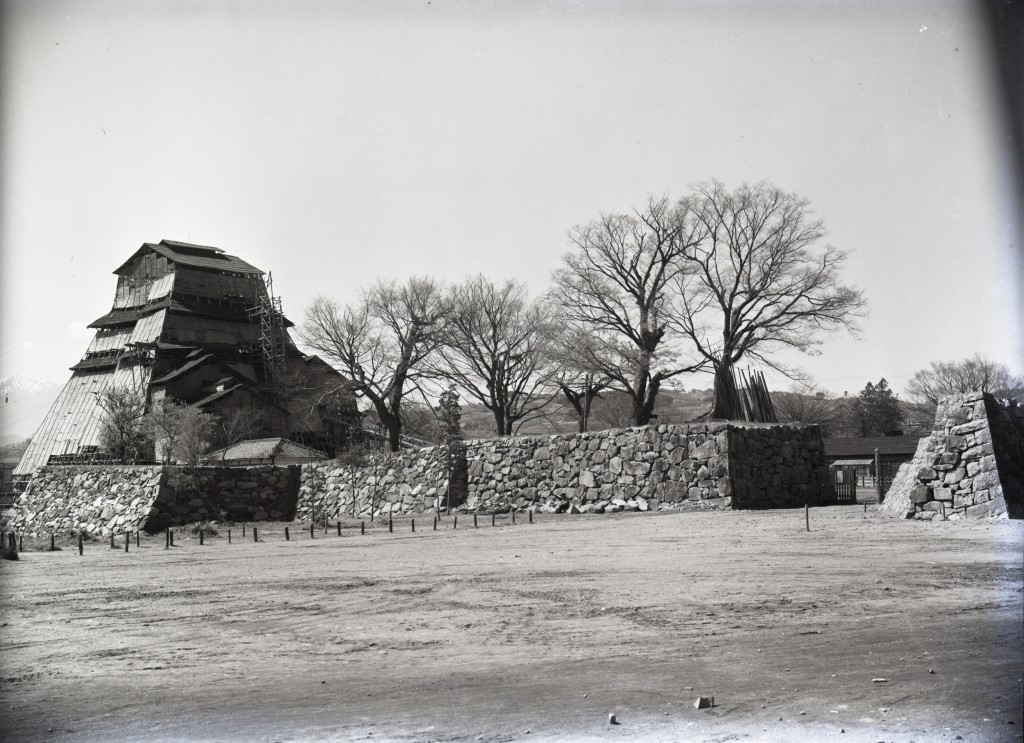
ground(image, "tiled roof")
xmin=203 ymin=437 xmax=326 ymax=462
xmin=113 ymin=240 xmax=264 ymax=276
xmin=824 ymin=436 xmax=921 ymax=458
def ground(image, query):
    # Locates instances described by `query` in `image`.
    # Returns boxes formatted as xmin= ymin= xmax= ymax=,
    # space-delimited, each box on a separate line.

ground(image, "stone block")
xmin=910 ymin=484 xmax=933 ymax=504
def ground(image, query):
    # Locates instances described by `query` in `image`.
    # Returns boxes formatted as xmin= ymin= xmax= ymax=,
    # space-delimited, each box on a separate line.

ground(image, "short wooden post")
xmin=454 ymin=516 xmax=458 ymax=530
xmin=863 ymin=503 xmax=867 ymax=514
xmin=874 ymin=448 xmax=883 ymax=503
xmin=136 ymin=531 xmax=140 ymax=547
xmin=165 ymin=528 xmax=170 ymax=550
xmin=199 ymin=530 xmax=204 ymax=546
xmin=512 ymin=512 xmax=516 ymax=525
xmin=253 ymin=526 xmax=258 ymax=543
xmin=310 ymin=523 xmax=314 ymax=540
xmin=51 ymin=533 xmax=55 ymax=551
xmin=473 ymin=514 xmax=478 ymax=528
xmin=125 ymin=533 xmax=129 ymax=552
xmin=388 ymin=517 xmax=393 ymax=534
xmin=360 ymin=521 xmax=365 ymax=535
xmin=337 ymin=521 xmax=342 ymax=537
xmin=805 ymin=504 xmax=810 ymax=532
xmin=170 ymin=530 xmax=174 ymax=547
xmin=19 ymin=534 xmax=22 ymax=552
xmin=242 ymin=523 xmax=246 ymax=537
xmin=411 ymin=519 xmax=415 ymax=533
xmin=529 ymin=511 xmax=533 ymax=524
xmin=433 ymin=517 xmax=437 ymax=531
xmin=285 ymin=527 xmax=290 ymax=541
xmin=324 ymin=517 xmax=329 ymax=534
xmin=228 ymin=529 xmax=232 ymax=544
xmin=491 ymin=513 xmax=496 ymax=527
xmin=110 ymin=533 xmax=115 ymax=549
xmin=78 ymin=534 xmax=84 ymax=556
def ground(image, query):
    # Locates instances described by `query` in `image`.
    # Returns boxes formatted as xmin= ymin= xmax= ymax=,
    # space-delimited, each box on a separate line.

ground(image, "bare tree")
xmin=217 ymin=408 xmax=267 ymax=447
xmin=671 ymin=181 xmax=866 ymax=418
xmin=550 ymin=196 xmax=707 ymax=426
xmin=301 ymin=277 xmax=446 ymax=452
xmin=907 ymin=353 xmax=1024 ymax=414
xmin=545 ymin=325 xmax=612 ymax=432
xmin=774 ymin=382 xmax=838 ymax=435
xmin=434 ymin=275 xmax=557 ymax=436
xmin=148 ymin=398 xmax=219 ymax=466
xmin=96 ymin=385 xmax=150 ymax=462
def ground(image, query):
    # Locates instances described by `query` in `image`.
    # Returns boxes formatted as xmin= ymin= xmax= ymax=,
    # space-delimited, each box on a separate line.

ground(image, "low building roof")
xmin=203 ymin=437 xmax=326 ymax=462
xmin=824 ymin=436 xmax=921 ymax=458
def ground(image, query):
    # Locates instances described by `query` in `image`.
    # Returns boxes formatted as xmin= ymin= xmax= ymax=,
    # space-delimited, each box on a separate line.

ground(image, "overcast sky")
xmin=1 ymin=1 xmax=1021 ymax=412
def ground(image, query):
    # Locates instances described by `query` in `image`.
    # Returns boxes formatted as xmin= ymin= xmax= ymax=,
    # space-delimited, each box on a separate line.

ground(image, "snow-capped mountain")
xmin=0 ymin=376 xmax=65 ymax=443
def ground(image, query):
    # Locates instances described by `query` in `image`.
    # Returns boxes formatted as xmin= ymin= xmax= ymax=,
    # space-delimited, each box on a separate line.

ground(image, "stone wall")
xmin=3 ymin=466 xmax=163 ymax=537
xmin=146 ymin=465 xmax=300 ymax=530
xmin=296 ymin=447 xmax=449 ymax=521
xmin=6 ymin=422 xmax=830 ymax=534
xmin=293 ymin=423 xmax=825 ymax=518
xmin=880 ymin=391 xmax=1024 ymax=520
xmin=462 ymin=423 xmax=824 ymax=514
xmin=4 ymin=464 xmax=300 ymax=536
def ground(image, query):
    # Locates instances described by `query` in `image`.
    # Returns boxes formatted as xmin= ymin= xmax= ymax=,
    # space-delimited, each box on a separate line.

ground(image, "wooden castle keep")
xmin=15 ymin=240 xmax=355 ymax=477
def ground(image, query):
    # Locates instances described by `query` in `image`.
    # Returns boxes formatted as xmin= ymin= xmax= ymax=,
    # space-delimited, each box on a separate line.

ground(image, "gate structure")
xmin=813 ymin=465 xmax=858 ymax=506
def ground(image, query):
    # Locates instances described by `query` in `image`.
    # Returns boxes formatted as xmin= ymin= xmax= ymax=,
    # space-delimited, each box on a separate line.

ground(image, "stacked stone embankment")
xmin=881 ymin=391 xmax=1024 ymax=520
xmin=4 ymin=465 xmax=163 ymax=537
xmin=3 ymin=464 xmax=300 ymax=536
xmin=463 ymin=422 xmax=824 ymax=513
xmin=7 ymin=422 xmax=829 ymax=534
xmin=294 ymin=422 xmax=825 ymax=519
xmin=296 ymin=447 xmax=449 ymax=521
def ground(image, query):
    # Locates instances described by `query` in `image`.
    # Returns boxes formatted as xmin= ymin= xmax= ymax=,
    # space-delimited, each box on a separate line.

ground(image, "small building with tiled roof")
xmin=202 ymin=437 xmax=327 ymax=466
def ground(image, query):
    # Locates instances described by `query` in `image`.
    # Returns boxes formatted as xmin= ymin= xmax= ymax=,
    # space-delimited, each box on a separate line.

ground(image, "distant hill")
xmin=0 ymin=437 xmax=31 ymax=464
xmin=0 ymin=376 xmax=64 ymax=440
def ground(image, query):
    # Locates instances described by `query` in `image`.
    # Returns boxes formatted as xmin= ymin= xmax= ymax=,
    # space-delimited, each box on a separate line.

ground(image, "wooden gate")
xmin=813 ymin=465 xmax=858 ymax=506
xmin=876 ymin=460 xmax=902 ymax=502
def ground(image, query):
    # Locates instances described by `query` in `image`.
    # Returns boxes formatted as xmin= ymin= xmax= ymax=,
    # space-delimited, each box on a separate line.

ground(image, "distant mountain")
xmin=0 ymin=376 xmax=64 ymax=440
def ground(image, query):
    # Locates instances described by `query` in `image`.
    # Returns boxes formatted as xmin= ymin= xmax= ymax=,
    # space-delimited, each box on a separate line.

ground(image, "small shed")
xmin=202 ymin=438 xmax=327 ymax=466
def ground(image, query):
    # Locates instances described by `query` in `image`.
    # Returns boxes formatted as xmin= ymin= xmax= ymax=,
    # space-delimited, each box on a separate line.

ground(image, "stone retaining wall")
xmin=296 ymin=447 xmax=450 ymax=521
xmin=3 ymin=464 xmax=300 ymax=536
xmin=294 ymin=422 xmax=824 ymax=519
xmin=6 ymin=422 xmax=829 ymax=534
xmin=881 ymin=391 xmax=1024 ymax=520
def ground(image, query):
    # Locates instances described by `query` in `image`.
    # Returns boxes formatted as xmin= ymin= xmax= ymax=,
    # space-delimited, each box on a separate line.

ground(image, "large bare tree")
xmin=671 ymin=181 xmax=866 ymax=418
xmin=434 ymin=275 xmax=556 ymax=436
xmin=906 ymin=353 xmax=1024 ymax=414
xmin=301 ymin=277 xmax=446 ymax=452
xmin=550 ymin=196 xmax=707 ymax=426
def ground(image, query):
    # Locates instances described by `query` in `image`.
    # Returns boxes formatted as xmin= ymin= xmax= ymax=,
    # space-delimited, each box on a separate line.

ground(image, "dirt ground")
xmin=1 ymin=507 xmax=1021 ymax=743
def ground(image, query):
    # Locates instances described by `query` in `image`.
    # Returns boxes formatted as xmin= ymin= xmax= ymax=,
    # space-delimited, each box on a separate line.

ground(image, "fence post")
xmin=253 ymin=526 xmax=258 ymax=543
xmin=337 ymin=521 xmax=342 ymax=537
xmin=78 ymin=533 xmax=83 ymax=556
xmin=512 ymin=512 xmax=516 ymax=525
xmin=411 ymin=519 xmax=415 ymax=533
xmin=433 ymin=517 xmax=437 ymax=531
xmin=529 ymin=511 xmax=533 ymax=524
xmin=473 ymin=514 xmax=477 ymax=528
xmin=874 ymin=448 xmax=883 ymax=503
xmin=165 ymin=528 xmax=170 ymax=550
xmin=491 ymin=513 xmax=496 ymax=527
xmin=136 ymin=531 xmax=140 ymax=548
xmin=360 ymin=521 xmax=365 ymax=535
xmin=170 ymin=530 xmax=174 ymax=547
xmin=388 ymin=517 xmax=393 ymax=534
xmin=51 ymin=533 xmax=55 ymax=551
xmin=285 ymin=527 xmax=290 ymax=541
xmin=125 ymin=533 xmax=129 ymax=552
xmin=310 ymin=523 xmax=314 ymax=540
xmin=110 ymin=533 xmax=115 ymax=549
xmin=805 ymin=504 xmax=810 ymax=532
xmin=228 ymin=529 xmax=232 ymax=544
xmin=199 ymin=530 xmax=204 ymax=546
